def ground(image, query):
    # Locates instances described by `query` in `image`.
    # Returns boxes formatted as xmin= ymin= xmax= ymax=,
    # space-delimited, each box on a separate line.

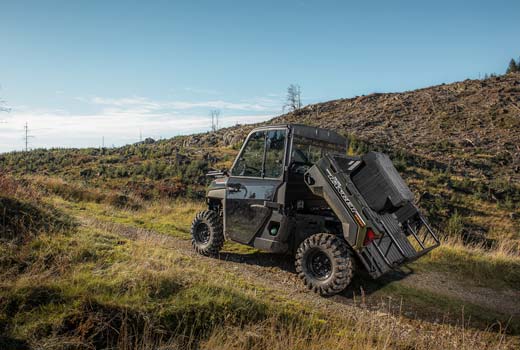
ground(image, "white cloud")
xmin=0 ymin=94 xmax=281 ymax=152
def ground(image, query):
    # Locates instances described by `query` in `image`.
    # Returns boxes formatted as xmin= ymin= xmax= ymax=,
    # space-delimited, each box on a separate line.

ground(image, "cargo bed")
xmin=305 ymin=152 xmax=440 ymax=278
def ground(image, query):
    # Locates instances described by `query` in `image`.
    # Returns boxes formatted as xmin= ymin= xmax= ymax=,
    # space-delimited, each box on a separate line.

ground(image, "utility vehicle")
xmin=191 ymin=124 xmax=439 ymax=296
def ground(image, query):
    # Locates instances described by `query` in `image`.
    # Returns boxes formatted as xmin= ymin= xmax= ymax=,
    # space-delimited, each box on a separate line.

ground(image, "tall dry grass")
xmin=201 ymin=315 xmax=513 ymax=350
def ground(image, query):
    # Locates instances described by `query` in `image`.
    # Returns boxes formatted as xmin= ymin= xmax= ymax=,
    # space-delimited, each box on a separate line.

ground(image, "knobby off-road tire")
xmin=191 ymin=210 xmax=224 ymax=256
xmin=295 ymin=233 xmax=353 ymax=296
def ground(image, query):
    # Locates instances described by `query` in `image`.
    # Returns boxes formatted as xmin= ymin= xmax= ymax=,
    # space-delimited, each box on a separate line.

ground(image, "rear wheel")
xmin=295 ymin=233 xmax=353 ymax=296
xmin=191 ymin=210 xmax=224 ymax=256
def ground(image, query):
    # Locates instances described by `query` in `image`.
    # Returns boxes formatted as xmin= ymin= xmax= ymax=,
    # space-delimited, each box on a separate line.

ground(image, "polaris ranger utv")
xmin=191 ymin=124 xmax=439 ymax=296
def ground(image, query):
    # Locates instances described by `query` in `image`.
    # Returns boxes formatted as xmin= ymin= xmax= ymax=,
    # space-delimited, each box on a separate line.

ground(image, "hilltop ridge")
xmin=186 ymin=73 xmax=519 ymax=183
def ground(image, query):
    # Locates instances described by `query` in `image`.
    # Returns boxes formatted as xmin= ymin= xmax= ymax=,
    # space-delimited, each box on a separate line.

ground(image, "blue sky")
xmin=0 ymin=0 xmax=518 ymax=152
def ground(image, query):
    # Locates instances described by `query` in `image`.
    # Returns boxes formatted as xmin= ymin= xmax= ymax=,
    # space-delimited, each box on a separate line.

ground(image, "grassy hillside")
xmin=1 ymin=174 xmax=518 ymax=349
xmin=1 ymin=74 xmax=520 ymax=349
xmin=1 ymin=74 xmax=518 ymax=244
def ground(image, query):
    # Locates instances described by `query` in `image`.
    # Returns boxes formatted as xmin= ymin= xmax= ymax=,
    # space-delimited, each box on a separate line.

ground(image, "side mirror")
xmin=228 ymin=182 xmax=241 ymax=192
xmin=206 ymin=169 xmax=229 ymax=177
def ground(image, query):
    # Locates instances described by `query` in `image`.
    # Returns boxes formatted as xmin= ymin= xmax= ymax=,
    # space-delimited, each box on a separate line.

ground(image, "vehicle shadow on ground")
xmin=218 ymin=251 xmax=296 ymax=273
xmin=217 ymin=250 xmax=414 ymax=298
xmin=339 ymin=266 xmax=413 ymax=299
xmin=213 ymin=252 xmax=519 ymax=334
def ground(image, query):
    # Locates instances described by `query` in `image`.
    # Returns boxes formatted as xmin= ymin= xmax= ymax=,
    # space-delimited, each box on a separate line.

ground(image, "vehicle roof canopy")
xmin=254 ymin=124 xmax=347 ymax=146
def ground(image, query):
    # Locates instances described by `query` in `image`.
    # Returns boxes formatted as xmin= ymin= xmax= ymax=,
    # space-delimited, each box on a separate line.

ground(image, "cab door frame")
xmin=224 ymin=126 xmax=289 ymax=245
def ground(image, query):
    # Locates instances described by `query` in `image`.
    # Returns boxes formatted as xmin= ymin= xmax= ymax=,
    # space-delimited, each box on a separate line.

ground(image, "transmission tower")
xmin=23 ymin=122 xmax=34 ymax=152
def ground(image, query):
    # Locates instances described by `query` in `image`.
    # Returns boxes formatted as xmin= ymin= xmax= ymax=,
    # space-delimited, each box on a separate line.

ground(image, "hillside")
xmin=1 ymin=74 xmax=520 ymax=349
xmin=192 ymin=73 xmax=520 ymax=180
xmin=1 ymin=173 xmax=518 ymax=349
xmin=1 ymin=74 xmax=518 ymax=242
xmin=276 ymin=74 xmax=520 ymax=182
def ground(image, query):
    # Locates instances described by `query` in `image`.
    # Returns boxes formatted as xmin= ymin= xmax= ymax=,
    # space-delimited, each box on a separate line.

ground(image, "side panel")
xmin=304 ymin=165 xmax=360 ymax=247
xmin=225 ymin=177 xmax=280 ymax=244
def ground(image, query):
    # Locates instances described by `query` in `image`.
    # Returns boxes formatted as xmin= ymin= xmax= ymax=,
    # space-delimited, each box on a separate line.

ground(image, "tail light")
xmin=363 ymin=228 xmax=378 ymax=246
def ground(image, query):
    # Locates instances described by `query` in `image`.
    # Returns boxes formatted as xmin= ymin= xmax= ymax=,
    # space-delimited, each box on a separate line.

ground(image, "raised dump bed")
xmin=305 ymin=152 xmax=440 ymax=278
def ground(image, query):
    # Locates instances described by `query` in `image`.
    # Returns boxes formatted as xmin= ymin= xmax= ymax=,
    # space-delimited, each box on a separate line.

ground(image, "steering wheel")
xmin=243 ymin=165 xmax=261 ymax=176
xmin=293 ymin=149 xmax=310 ymax=163
xmin=235 ymin=162 xmax=261 ymax=176
xmin=289 ymin=161 xmax=312 ymax=175
xmin=246 ymin=165 xmax=260 ymax=172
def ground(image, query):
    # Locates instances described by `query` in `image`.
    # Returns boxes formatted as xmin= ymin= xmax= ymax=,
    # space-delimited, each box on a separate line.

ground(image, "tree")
xmin=506 ymin=58 xmax=518 ymax=74
xmin=284 ymin=84 xmax=302 ymax=112
xmin=210 ymin=109 xmax=220 ymax=132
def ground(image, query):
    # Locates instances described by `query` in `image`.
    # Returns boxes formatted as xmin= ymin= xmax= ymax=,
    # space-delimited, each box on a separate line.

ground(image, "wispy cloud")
xmin=85 ymin=96 xmax=278 ymax=112
xmin=183 ymin=87 xmax=219 ymax=95
xmin=0 ymin=94 xmax=281 ymax=152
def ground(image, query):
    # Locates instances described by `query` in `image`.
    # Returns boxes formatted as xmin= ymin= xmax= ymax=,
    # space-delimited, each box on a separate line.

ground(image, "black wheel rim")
xmin=194 ymin=222 xmax=210 ymax=244
xmin=307 ymin=249 xmax=332 ymax=280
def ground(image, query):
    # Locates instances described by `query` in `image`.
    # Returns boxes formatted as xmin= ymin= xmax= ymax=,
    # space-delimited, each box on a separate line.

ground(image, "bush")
xmin=0 ymin=197 xmax=75 ymax=241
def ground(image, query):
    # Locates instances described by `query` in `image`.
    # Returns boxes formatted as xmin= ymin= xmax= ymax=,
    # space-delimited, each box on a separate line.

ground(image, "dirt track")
xmin=82 ymin=216 xmax=520 ymax=334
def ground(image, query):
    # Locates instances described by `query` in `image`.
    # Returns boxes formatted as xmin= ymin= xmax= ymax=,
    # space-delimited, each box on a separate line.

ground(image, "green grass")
xmin=2 ymin=216 xmax=516 ymax=349
xmin=412 ymin=239 xmax=520 ymax=290
xmin=2 ymin=175 xmax=520 ymax=348
xmin=374 ymin=280 xmax=520 ymax=334
xmin=0 ymin=223 xmax=315 ymax=349
xmin=48 ymin=188 xmax=520 ymax=295
xmin=54 ymin=196 xmax=260 ymax=255
xmin=58 ymin=194 xmax=520 ymax=292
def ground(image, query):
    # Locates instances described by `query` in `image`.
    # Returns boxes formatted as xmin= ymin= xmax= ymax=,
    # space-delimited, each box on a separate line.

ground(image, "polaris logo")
xmin=325 ymin=169 xmax=365 ymax=225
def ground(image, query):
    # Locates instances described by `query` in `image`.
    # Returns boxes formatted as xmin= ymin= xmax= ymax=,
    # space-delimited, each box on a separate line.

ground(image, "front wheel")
xmin=191 ymin=210 xmax=224 ymax=256
xmin=295 ymin=233 xmax=353 ymax=296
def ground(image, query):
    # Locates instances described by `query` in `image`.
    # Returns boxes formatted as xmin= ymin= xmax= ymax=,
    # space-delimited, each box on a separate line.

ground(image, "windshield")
xmin=231 ymin=129 xmax=287 ymax=178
